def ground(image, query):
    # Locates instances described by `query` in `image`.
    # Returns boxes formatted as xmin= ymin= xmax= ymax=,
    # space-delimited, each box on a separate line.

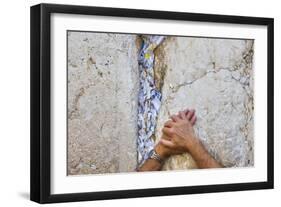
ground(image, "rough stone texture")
xmin=67 ymin=32 xmax=254 ymax=175
xmin=154 ymin=37 xmax=254 ymax=169
xmin=67 ymin=32 xmax=139 ymax=175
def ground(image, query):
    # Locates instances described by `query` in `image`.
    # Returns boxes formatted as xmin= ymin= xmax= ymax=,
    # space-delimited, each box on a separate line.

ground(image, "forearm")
xmin=189 ymin=139 xmax=222 ymax=169
xmin=137 ymin=137 xmax=222 ymax=171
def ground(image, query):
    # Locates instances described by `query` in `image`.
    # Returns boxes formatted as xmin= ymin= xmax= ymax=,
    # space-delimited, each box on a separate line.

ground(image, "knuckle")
xmin=165 ymin=120 xmax=171 ymax=125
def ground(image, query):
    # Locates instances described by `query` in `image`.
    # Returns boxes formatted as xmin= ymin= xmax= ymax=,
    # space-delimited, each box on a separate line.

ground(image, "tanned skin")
xmin=137 ymin=109 xmax=222 ymax=172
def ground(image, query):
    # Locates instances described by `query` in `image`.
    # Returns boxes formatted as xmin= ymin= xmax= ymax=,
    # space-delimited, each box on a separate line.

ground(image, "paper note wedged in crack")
xmin=67 ymin=31 xmax=254 ymax=175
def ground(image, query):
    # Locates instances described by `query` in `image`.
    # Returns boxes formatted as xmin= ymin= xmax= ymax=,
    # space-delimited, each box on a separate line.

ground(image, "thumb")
xmin=160 ymin=139 xmax=175 ymax=149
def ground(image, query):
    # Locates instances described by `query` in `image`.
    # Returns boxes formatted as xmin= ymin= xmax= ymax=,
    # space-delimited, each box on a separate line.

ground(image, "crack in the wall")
xmin=160 ymin=39 xmax=254 ymax=167
xmin=137 ymin=35 xmax=166 ymax=165
xmin=154 ymin=38 xmax=170 ymax=91
xmin=68 ymin=83 xmax=96 ymax=120
xmin=68 ymin=33 xmax=255 ymax=173
xmin=239 ymin=40 xmax=254 ymax=165
xmin=166 ymin=40 xmax=254 ymax=106
xmin=68 ymin=87 xmax=85 ymax=120
xmin=165 ymin=68 xmax=253 ymax=133
xmin=68 ymin=33 xmax=141 ymax=174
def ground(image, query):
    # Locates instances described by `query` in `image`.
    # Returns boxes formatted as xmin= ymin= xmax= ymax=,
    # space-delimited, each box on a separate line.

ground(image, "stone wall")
xmin=67 ymin=32 xmax=254 ymax=175
xmin=67 ymin=32 xmax=139 ymax=175
xmin=154 ymin=37 xmax=254 ymax=169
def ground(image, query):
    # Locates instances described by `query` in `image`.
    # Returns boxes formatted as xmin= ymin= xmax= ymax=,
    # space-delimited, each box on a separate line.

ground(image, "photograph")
xmin=67 ymin=31 xmax=254 ymax=175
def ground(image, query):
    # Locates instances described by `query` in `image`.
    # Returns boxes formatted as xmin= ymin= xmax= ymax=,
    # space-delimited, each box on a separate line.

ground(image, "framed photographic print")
xmin=30 ymin=3 xmax=274 ymax=203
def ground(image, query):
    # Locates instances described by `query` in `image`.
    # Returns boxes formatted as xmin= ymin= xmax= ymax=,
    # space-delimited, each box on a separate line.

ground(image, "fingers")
xmin=164 ymin=120 xmax=174 ymax=128
xmin=161 ymin=133 xmax=171 ymax=140
xmin=190 ymin=114 xmax=197 ymax=125
xmin=159 ymin=139 xmax=175 ymax=149
xmin=183 ymin=109 xmax=189 ymax=116
xmin=170 ymin=108 xmax=197 ymax=125
xmin=186 ymin=109 xmax=195 ymax=120
xmin=162 ymin=127 xmax=173 ymax=137
xmin=170 ymin=114 xmax=180 ymax=122
xmin=178 ymin=110 xmax=186 ymax=120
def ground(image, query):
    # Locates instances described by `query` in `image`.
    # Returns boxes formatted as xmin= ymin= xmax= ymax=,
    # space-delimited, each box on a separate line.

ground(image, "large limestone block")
xmin=67 ymin=32 xmax=139 ymax=175
xmin=154 ymin=37 xmax=254 ymax=169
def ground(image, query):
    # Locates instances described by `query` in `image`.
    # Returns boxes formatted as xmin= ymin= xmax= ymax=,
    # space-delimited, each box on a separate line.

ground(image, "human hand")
xmin=155 ymin=134 xmax=183 ymax=159
xmin=160 ymin=109 xmax=199 ymax=153
xmin=156 ymin=109 xmax=198 ymax=158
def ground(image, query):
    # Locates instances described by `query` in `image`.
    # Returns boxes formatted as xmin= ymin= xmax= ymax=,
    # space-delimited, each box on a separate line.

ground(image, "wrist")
xmin=189 ymin=139 xmax=206 ymax=158
xmin=184 ymin=136 xmax=201 ymax=153
xmin=155 ymin=143 xmax=170 ymax=159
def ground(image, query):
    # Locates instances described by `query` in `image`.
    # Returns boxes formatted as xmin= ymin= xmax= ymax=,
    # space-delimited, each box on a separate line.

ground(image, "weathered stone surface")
xmin=154 ymin=37 xmax=254 ymax=169
xmin=67 ymin=32 xmax=254 ymax=175
xmin=67 ymin=32 xmax=139 ymax=175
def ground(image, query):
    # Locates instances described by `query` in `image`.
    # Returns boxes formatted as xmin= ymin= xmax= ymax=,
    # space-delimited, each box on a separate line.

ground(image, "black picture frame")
xmin=30 ymin=3 xmax=274 ymax=204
